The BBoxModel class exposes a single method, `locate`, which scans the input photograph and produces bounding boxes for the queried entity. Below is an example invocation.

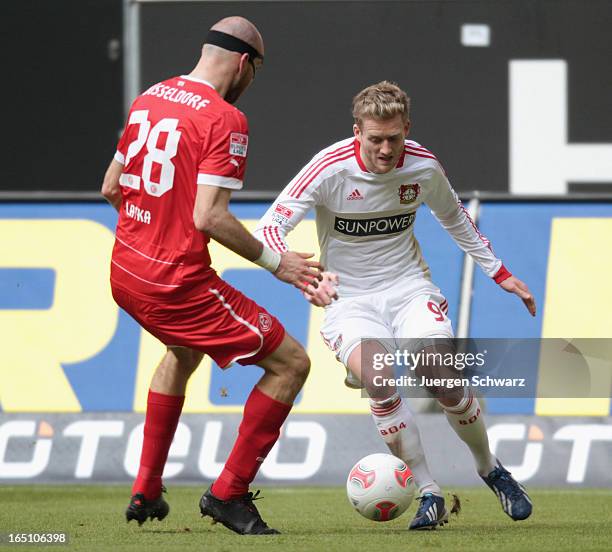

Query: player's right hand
[303,271,339,307]
[274,251,323,291]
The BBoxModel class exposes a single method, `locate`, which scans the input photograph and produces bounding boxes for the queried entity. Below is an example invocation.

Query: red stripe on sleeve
[405,141,435,156]
[403,147,437,161]
[263,227,283,253]
[288,144,353,197]
[273,227,288,252]
[458,202,491,249]
[294,151,355,198]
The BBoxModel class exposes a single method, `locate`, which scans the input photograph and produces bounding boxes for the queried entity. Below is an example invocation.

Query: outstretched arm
[254,190,314,255]
[425,166,536,316]
[254,162,338,305]
[194,184,322,290]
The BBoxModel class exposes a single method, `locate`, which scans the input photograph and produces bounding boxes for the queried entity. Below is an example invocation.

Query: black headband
[205,30,264,62]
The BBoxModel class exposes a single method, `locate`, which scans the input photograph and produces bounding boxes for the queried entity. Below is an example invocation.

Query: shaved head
[191,15,263,104]
[210,16,264,56]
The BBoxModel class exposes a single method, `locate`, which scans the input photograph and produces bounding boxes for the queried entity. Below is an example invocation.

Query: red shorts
[111,275,285,368]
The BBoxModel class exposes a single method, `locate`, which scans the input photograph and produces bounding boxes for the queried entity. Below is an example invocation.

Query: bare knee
[350,340,395,400]
[414,343,464,406]
[283,344,310,385]
[168,347,204,377]
[150,348,203,395]
[266,339,310,386]
[258,335,311,400]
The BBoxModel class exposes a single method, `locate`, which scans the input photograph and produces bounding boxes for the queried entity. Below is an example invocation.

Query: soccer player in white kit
[255,81,536,529]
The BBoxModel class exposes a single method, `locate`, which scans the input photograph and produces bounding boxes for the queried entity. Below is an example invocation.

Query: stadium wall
[135,0,612,195]
[1,200,611,485]
[4,0,612,194]
[3,414,611,487]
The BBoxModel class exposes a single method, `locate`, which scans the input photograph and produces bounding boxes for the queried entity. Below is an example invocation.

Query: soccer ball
[346,453,416,521]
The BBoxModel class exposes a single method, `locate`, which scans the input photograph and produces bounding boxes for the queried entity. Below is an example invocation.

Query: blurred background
[4,0,612,195]
[1,0,611,488]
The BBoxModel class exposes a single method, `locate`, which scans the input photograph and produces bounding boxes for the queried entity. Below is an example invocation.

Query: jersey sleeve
[423,163,508,280]
[253,159,323,253]
[197,110,249,190]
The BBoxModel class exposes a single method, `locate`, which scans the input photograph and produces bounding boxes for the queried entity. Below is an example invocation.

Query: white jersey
[255,137,503,297]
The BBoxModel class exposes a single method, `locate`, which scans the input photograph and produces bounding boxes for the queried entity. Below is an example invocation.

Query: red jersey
[110,75,249,301]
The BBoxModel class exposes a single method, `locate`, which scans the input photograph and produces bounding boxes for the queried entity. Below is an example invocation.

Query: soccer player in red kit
[101,17,322,535]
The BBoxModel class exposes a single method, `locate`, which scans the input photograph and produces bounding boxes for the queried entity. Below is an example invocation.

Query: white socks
[370,391,496,491]
[442,393,496,476]
[369,394,441,496]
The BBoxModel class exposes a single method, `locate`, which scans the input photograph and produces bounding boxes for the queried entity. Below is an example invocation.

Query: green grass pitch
[1,486,610,551]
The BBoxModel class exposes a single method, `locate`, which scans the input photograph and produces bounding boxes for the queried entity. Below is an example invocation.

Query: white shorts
[320,278,453,367]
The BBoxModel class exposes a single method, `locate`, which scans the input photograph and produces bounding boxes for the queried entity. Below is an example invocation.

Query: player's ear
[353,123,361,141]
[404,120,411,136]
[238,53,250,74]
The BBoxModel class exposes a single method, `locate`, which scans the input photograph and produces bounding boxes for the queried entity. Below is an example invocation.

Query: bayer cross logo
[398,183,420,204]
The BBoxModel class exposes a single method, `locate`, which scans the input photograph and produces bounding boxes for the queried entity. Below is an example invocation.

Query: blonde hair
[352,81,410,126]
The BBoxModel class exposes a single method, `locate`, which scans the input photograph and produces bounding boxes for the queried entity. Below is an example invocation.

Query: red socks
[132,390,185,500]
[132,387,291,501]
[212,386,292,500]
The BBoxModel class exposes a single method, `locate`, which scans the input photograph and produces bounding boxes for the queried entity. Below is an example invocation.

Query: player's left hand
[303,271,339,307]
[499,276,536,316]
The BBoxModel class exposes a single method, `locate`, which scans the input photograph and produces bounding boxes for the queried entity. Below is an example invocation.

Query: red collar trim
[396,149,406,168]
[354,139,369,172]
[353,139,406,173]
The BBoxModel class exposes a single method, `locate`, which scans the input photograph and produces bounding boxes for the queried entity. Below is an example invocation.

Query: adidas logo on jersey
[347,189,364,200]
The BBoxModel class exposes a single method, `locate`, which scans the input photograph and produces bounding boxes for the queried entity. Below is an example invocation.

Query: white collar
[180,75,216,90]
